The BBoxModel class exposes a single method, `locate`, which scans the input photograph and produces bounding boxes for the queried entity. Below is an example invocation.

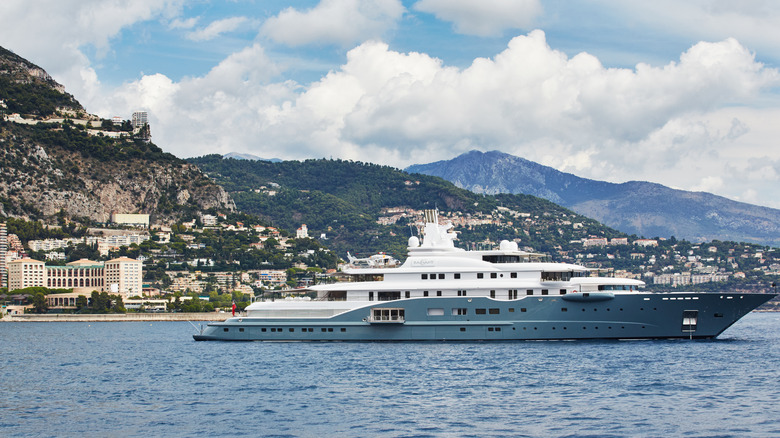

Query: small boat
[194,210,775,341]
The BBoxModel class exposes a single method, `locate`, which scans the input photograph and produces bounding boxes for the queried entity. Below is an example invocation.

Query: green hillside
[188,155,620,259]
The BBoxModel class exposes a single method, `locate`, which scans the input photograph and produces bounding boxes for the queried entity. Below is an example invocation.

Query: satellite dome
[499,240,518,251]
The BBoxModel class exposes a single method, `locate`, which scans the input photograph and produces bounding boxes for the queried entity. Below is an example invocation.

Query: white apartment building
[7,258,46,290]
[0,222,6,288]
[104,257,143,297]
[110,213,150,228]
[131,111,148,129]
[8,257,142,298]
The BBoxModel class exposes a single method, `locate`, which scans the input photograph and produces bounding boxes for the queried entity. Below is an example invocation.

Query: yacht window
[599,285,634,291]
[378,291,401,301]
[436,291,442,296]
[477,273,484,279]
[423,291,429,297]
[457,290,467,296]
[541,271,573,281]
[541,289,548,295]
[289,328,294,332]
[369,291,374,301]
[490,290,496,298]
[452,308,467,315]
[439,274,445,279]
[427,308,444,316]
[321,328,327,332]
[509,308,515,312]
[475,308,487,315]
[421,274,428,280]
[430,275,436,281]
[521,308,527,312]
[405,291,410,298]
[223,328,229,332]
[560,289,567,295]
[489,308,500,315]
[460,327,466,332]
[341,328,346,332]
[527,289,533,295]
[454,273,461,279]
[490,273,497,279]
[262,328,267,332]
[372,308,406,321]
[511,273,517,279]
[482,255,521,263]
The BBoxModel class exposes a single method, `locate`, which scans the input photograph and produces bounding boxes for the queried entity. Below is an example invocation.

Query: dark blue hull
[193,292,775,341]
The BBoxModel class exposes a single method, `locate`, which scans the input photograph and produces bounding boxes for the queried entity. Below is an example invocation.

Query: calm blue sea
[1,313,779,438]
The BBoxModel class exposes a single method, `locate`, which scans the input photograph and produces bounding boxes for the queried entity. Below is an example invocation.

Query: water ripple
[0,314,778,437]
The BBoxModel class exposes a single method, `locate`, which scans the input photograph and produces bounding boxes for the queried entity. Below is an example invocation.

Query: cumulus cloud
[593,0,780,63]
[413,0,542,36]
[260,0,405,47]
[95,30,779,202]
[186,16,252,41]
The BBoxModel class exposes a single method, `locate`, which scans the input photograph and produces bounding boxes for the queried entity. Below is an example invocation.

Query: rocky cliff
[0,46,233,224]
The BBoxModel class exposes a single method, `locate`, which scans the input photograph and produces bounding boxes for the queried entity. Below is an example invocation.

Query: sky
[2,0,780,208]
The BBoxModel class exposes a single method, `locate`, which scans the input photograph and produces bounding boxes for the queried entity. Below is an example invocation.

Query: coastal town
[2,205,778,317]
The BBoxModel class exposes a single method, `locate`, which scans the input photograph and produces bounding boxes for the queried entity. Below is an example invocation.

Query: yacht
[194,210,775,341]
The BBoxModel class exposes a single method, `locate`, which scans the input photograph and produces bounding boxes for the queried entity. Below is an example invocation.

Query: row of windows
[428,307,530,316]
[457,326,503,332]
[369,289,568,301]
[420,272,592,281]
[421,272,523,280]
[224,327,349,333]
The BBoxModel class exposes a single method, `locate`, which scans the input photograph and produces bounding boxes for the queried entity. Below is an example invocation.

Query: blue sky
[2,0,780,208]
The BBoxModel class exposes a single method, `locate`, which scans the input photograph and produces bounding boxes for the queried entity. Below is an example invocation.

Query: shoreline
[1,312,238,322]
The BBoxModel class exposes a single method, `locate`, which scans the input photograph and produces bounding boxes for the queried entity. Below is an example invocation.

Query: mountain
[187,155,622,258]
[0,46,233,224]
[222,152,281,162]
[406,150,780,247]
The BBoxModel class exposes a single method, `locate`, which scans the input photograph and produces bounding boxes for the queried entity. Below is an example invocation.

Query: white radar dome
[499,240,518,251]
[408,236,420,247]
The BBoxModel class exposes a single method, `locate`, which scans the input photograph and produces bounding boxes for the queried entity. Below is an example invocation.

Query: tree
[76,295,88,312]
[32,292,48,313]
[112,294,126,313]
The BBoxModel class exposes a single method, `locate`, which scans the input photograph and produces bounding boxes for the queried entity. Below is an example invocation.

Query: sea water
[1,312,779,438]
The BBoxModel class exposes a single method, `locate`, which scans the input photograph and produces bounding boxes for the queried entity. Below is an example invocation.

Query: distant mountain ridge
[406,150,780,247]
[223,152,281,162]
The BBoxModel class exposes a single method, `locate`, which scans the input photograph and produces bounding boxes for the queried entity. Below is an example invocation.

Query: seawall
[1,312,237,322]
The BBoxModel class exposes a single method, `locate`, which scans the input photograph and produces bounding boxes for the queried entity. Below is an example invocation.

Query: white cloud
[692,176,724,193]
[413,0,542,36]
[186,16,252,41]
[4,0,780,209]
[260,0,405,47]
[593,0,780,63]
[94,30,780,205]
[0,0,184,109]
[169,17,199,30]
